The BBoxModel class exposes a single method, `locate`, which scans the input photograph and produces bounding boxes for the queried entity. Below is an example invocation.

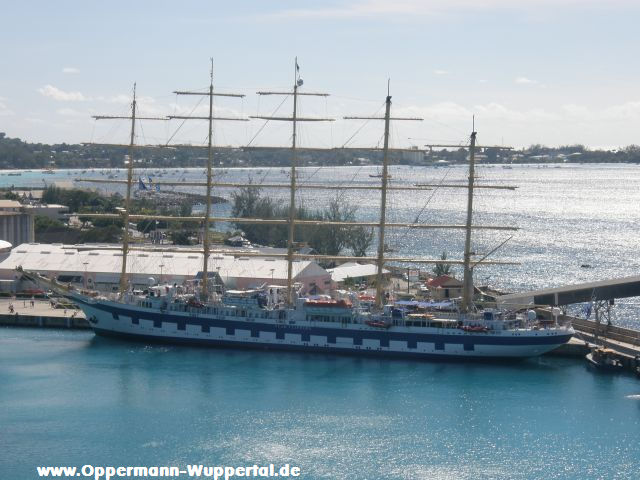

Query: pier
[0,298,89,329]
[499,276,640,372]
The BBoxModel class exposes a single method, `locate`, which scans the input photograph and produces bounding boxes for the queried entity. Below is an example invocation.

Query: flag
[138,177,147,190]
[296,60,299,72]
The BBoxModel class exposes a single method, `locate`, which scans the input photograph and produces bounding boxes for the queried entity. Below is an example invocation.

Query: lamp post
[83,262,89,289]
[159,264,164,284]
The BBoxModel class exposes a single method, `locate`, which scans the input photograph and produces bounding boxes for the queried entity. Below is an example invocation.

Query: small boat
[586,347,624,372]
[365,320,390,329]
[460,325,489,333]
[7,172,21,176]
[369,173,391,178]
[305,299,352,308]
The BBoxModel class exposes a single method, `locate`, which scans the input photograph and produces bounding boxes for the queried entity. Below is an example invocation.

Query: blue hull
[93,327,540,362]
[75,295,574,360]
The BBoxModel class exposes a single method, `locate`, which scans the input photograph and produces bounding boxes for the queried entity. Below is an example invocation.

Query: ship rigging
[27,59,574,360]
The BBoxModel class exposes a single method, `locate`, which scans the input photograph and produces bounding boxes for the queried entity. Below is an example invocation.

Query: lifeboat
[358,294,376,302]
[305,299,352,308]
[187,298,205,308]
[366,320,390,329]
[460,325,489,333]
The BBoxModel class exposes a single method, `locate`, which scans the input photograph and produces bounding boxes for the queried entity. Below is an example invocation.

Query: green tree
[34,215,66,234]
[346,226,375,257]
[433,251,452,277]
[170,230,192,245]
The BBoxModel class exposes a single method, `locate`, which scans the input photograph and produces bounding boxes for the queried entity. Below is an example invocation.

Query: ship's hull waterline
[77,297,574,360]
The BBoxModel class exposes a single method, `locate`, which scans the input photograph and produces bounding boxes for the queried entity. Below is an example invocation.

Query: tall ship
[31,61,573,359]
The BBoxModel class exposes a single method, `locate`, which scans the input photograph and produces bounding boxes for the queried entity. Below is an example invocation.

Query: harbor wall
[0,313,89,329]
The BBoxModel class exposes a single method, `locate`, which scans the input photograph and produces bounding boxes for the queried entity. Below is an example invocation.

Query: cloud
[434,69,449,75]
[396,101,562,124]
[56,107,84,117]
[562,104,593,120]
[38,84,87,101]
[168,102,243,119]
[102,94,132,104]
[263,0,635,20]
[603,101,640,120]
[0,98,13,116]
[38,86,159,109]
[515,77,538,85]
[62,67,80,74]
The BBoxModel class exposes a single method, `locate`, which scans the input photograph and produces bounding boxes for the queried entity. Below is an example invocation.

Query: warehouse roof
[327,262,389,283]
[0,243,326,281]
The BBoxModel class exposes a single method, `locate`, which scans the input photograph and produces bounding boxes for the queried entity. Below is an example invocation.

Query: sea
[1,328,640,479]
[1,163,640,479]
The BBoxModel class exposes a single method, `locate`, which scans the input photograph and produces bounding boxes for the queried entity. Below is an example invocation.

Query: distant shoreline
[2,132,639,169]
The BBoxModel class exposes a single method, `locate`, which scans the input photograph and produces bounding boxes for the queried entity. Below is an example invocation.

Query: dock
[498,277,640,372]
[0,298,89,329]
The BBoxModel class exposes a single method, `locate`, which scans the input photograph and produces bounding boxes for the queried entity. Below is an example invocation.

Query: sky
[1,0,639,150]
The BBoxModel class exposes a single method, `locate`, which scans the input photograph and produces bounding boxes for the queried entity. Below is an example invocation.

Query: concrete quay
[547,337,590,357]
[0,298,89,329]
[561,316,640,372]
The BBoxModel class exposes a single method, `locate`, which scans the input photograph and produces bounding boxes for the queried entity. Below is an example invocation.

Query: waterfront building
[428,275,464,300]
[0,200,34,246]
[0,243,332,294]
[23,204,69,221]
[327,262,390,288]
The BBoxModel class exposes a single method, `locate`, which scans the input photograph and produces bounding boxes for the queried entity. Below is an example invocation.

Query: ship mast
[168,59,247,300]
[287,59,300,307]
[375,94,392,309]
[252,58,333,305]
[91,84,167,295]
[121,84,137,294]
[462,129,477,313]
[344,82,422,309]
[85,78,516,296]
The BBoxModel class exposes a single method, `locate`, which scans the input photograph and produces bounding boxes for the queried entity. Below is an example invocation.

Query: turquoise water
[1,328,640,479]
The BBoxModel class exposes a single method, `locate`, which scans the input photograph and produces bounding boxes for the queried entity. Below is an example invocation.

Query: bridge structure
[497,276,640,349]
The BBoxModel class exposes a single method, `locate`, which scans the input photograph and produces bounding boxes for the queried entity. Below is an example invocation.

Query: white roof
[1,243,327,281]
[25,204,69,209]
[327,262,389,283]
[0,200,21,209]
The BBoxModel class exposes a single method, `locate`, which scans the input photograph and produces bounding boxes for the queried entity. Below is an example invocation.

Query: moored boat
[60,284,573,360]
[586,347,624,371]
[31,61,574,361]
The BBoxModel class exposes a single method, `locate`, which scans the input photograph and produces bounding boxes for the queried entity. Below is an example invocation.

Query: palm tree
[433,251,452,277]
